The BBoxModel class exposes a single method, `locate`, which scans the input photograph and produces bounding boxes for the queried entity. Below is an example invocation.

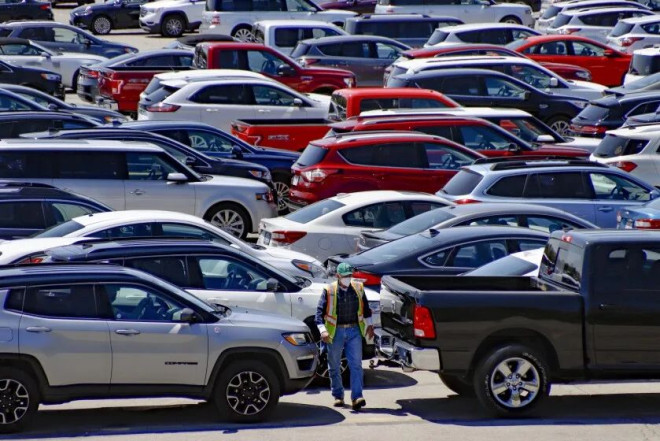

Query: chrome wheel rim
[210,209,245,237]
[489,357,540,409]
[233,28,253,42]
[315,340,348,379]
[550,120,570,136]
[94,17,111,34]
[189,134,208,149]
[165,17,183,36]
[226,371,270,416]
[0,379,29,425]
[274,180,289,212]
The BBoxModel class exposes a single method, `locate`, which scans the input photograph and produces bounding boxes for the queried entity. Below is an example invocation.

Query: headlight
[249,169,271,180]
[41,73,61,81]
[283,332,311,346]
[292,259,327,278]
[569,100,588,109]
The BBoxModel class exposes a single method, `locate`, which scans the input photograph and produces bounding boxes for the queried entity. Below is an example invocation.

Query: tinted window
[127,55,178,67]
[426,30,449,46]
[274,28,301,47]
[460,215,518,227]
[295,145,328,167]
[0,151,54,178]
[591,246,660,296]
[18,27,49,40]
[34,220,84,237]
[526,173,588,199]
[49,202,98,224]
[340,143,426,168]
[440,77,482,95]
[196,256,272,290]
[160,223,222,242]
[191,85,252,104]
[610,21,635,37]
[592,135,648,158]
[641,22,660,34]
[534,41,569,55]
[487,175,526,197]
[388,208,455,235]
[0,201,45,229]
[285,198,345,223]
[57,152,124,179]
[630,53,660,75]
[23,285,99,319]
[90,222,155,238]
[526,216,579,233]
[126,152,180,180]
[441,170,483,195]
[4,288,24,312]
[124,257,190,288]
[343,202,407,228]
[550,13,572,28]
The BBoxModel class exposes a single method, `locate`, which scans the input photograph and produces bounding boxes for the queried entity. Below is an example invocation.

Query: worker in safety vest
[315,262,374,410]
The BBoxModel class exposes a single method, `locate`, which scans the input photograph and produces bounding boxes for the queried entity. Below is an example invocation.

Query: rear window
[577,104,610,121]
[592,135,649,158]
[540,238,584,290]
[358,97,449,113]
[610,21,634,37]
[387,207,455,236]
[550,13,571,28]
[329,93,347,120]
[426,30,449,46]
[143,77,164,95]
[440,170,483,195]
[285,199,345,224]
[540,4,560,19]
[295,144,328,167]
[629,53,660,75]
[466,254,538,276]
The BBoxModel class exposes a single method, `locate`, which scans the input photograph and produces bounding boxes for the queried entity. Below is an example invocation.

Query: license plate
[262,231,271,245]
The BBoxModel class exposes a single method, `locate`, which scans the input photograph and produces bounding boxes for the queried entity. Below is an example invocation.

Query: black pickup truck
[376,229,660,416]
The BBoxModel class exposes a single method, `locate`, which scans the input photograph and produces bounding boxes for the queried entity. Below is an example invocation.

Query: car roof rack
[484,158,609,171]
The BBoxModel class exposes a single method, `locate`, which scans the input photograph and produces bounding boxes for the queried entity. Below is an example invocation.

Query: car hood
[196,174,269,190]
[566,79,607,91]
[58,52,108,63]
[208,304,309,332]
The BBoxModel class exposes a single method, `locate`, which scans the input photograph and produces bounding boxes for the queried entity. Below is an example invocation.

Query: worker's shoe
[333,398,345,407]
[352,397,366,411]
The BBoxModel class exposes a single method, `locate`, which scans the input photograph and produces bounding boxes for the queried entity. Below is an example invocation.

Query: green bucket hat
[336,262,354,277]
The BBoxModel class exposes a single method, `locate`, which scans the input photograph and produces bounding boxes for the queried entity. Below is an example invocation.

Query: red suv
[328,115,590,158]
[288,132,484,209]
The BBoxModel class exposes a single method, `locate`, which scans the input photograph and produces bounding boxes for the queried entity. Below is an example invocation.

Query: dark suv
[0,182,110,239]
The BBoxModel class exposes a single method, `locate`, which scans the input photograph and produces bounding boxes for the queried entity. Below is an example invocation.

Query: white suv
[0,140,277,239]
[607,15,660,54]
[140,0,206,37]
[547,7,654,43]
[199,0,356,41]
[536,0,650,33]
[374,0,534,28]
[624,47,660,84]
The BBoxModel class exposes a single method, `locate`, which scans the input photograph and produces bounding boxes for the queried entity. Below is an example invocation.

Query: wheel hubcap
[226,371,270,416]
[489,357,540,409]
[166,18,183,35]
[274,181,289,212]
[234,29,253,42]
[0,379,29,425]
[95,17,110,33]
[210,209,245,237]
[551,120,570,136]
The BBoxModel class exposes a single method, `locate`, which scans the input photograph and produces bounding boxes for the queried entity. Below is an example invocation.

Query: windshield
[465,254,538,276]
[285,198,345,224]
[33,220,85,238]
[610,21,634,37]
[592,134,648,158]
[539,238,583,290]
[629,53,660,75]
[387,208,455,236]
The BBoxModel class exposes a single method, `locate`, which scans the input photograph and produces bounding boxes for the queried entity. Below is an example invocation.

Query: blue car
[121,121,300,212]
[618,198,660,229]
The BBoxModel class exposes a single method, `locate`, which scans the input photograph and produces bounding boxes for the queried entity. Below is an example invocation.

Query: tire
[204,202,251,239]
[546,115,572,137]
[71,69,80,92]
[231,25,253,42]
[439,373,474,396]
[272,174,290,214]
[0,368,39,434]
[161,14,186,38]
[500,15,522,24]
[213,361,280,423]
[91,16,112,35]
[473,344,549,417]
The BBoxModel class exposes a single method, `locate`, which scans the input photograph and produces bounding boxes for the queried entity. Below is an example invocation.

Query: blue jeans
[327,325,363,402]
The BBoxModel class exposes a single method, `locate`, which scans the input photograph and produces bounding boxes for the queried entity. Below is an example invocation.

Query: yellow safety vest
[324,280,366,341]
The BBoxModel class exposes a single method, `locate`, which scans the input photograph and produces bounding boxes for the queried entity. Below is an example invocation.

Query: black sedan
[328,226,549,289]
[70,0,149,35]
[0,0,52,22]
[357,203,597,251]
[0,111,99,138]
[0,59,63,99]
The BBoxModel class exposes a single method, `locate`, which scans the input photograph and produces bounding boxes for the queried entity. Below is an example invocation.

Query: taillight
[351,270,381,286]
[271,230,307,244]
[621,37,642,47]
[634,218,660,229]
[40,3,50,9]
[146,103,180,112]
[613,161,637,173]
[17,255,46,264]
[571,124,606,135]
[455,198,481,204]
[87,70,99,79]
[413,304,435,339]
[301,168,337,183]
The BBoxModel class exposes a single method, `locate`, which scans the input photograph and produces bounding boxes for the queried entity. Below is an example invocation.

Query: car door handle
[26,326,51,333]
[599,303,622,311]
[257,109,271,113]
[206,109,220,112]
[130,189,144,195]
[115,329,141,336]
[597,206,613,212]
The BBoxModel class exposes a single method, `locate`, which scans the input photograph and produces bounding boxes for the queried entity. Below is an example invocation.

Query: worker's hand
[321,331,330,343]
[366,325,375,339]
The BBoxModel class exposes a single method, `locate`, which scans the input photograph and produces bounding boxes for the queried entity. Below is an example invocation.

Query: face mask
[338,276,350,287]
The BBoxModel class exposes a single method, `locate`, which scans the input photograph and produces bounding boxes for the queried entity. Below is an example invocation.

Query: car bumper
[374,328,440,372]
[96,97,119,111]
[279,342,317,395]
[77,81,98,103]
[139,18,160,33]
[70,15,92,29]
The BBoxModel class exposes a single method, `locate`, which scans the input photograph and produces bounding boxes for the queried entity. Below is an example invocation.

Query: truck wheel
[161,14,186,38]
[213,361,280,423]
[439,374,474,396]
[232,26,253,42]
[273,174,290,214]
[0,368,39,434]
[473,344,549,417]
[204,202,250,239]
[91,16,112,35]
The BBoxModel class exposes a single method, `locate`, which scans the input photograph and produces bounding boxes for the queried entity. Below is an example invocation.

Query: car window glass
[18,28,50,41]
[516,239,548,252]
[448,240,508,268]
[343,202,407,228]
[588,172,651,201]
[571,41,605,57]
[507,64,552,89]
[536,41,569,55]
[274,28,300,47]
[127,55,176,67]
[374,42,401,60]
[0,43,42,56]
[526,216,577,233]
[252,85,296,106]
[440,77,482,96]
[628,101,660,117]
[423,142,474,170]
[15,91,50,107]
[160,222,222,241]
[487,175,526,197]
[592,246,660,296]
[176,55,193,67]
[511,29,535,40]
[126,152,179,180]
[100,283,188,321]
[184,130,234,153]
[460,215,519,227]
[53,27,84,44]
[190,84,252,104]
[408,98,449,109]
[642,22,660,34]
[313,28,341,38]
[57,152,124,179]
[254,0,283,10]
[90,223,155,239]
[0,201,45,229]
[247,50,284,75]
[340,143,426,168]
[340,42,370,58]
[285,0,315,11]
[196,256,272,290]
[526,172,588,199]
[484,76,526,98]
[24,285,99,319]
[0,95,31,111]
[422,249,448,267]
[49,202,97,224]
[481,29,510,45]
[409,201,444,216]
[457,29,481,43]
[458,126,514,151]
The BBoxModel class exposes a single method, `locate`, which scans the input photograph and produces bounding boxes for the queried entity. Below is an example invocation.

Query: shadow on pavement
[8,402,344,439]
[398,392,660,425]
[364,368,418,389]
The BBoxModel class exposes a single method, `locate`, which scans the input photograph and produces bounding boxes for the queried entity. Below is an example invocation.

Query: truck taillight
[613,161,637,173]
[146,103,180,112]
[271,230,307,244]
[413,304,435,339]
[634,218,660,229]
[351,271,381,286]
[302,168,337,183]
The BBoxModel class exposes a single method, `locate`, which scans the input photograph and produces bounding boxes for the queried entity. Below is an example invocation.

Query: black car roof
[0,111,96,121]
[0,181,110,208]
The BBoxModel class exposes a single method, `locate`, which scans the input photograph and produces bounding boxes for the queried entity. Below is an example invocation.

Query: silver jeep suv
[0,264,317,433]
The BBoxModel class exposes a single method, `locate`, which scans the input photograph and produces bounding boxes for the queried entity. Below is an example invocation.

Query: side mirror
[604,49,615,57]
[184,156,196,166]
[166,172,188,182]
[549,77,559,87]
[231,144,244,159]
[266,277,279,292]
[178,308,198,323]
[277,64,295,77]
[507,143,521,152]
[292,97,303,107]
[535,134,555,143]
[47,103,59,111]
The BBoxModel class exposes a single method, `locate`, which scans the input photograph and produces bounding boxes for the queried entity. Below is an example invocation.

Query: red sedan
[507,35,631,87]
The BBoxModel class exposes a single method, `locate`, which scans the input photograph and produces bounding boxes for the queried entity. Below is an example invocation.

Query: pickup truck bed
[231,119,331,151]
